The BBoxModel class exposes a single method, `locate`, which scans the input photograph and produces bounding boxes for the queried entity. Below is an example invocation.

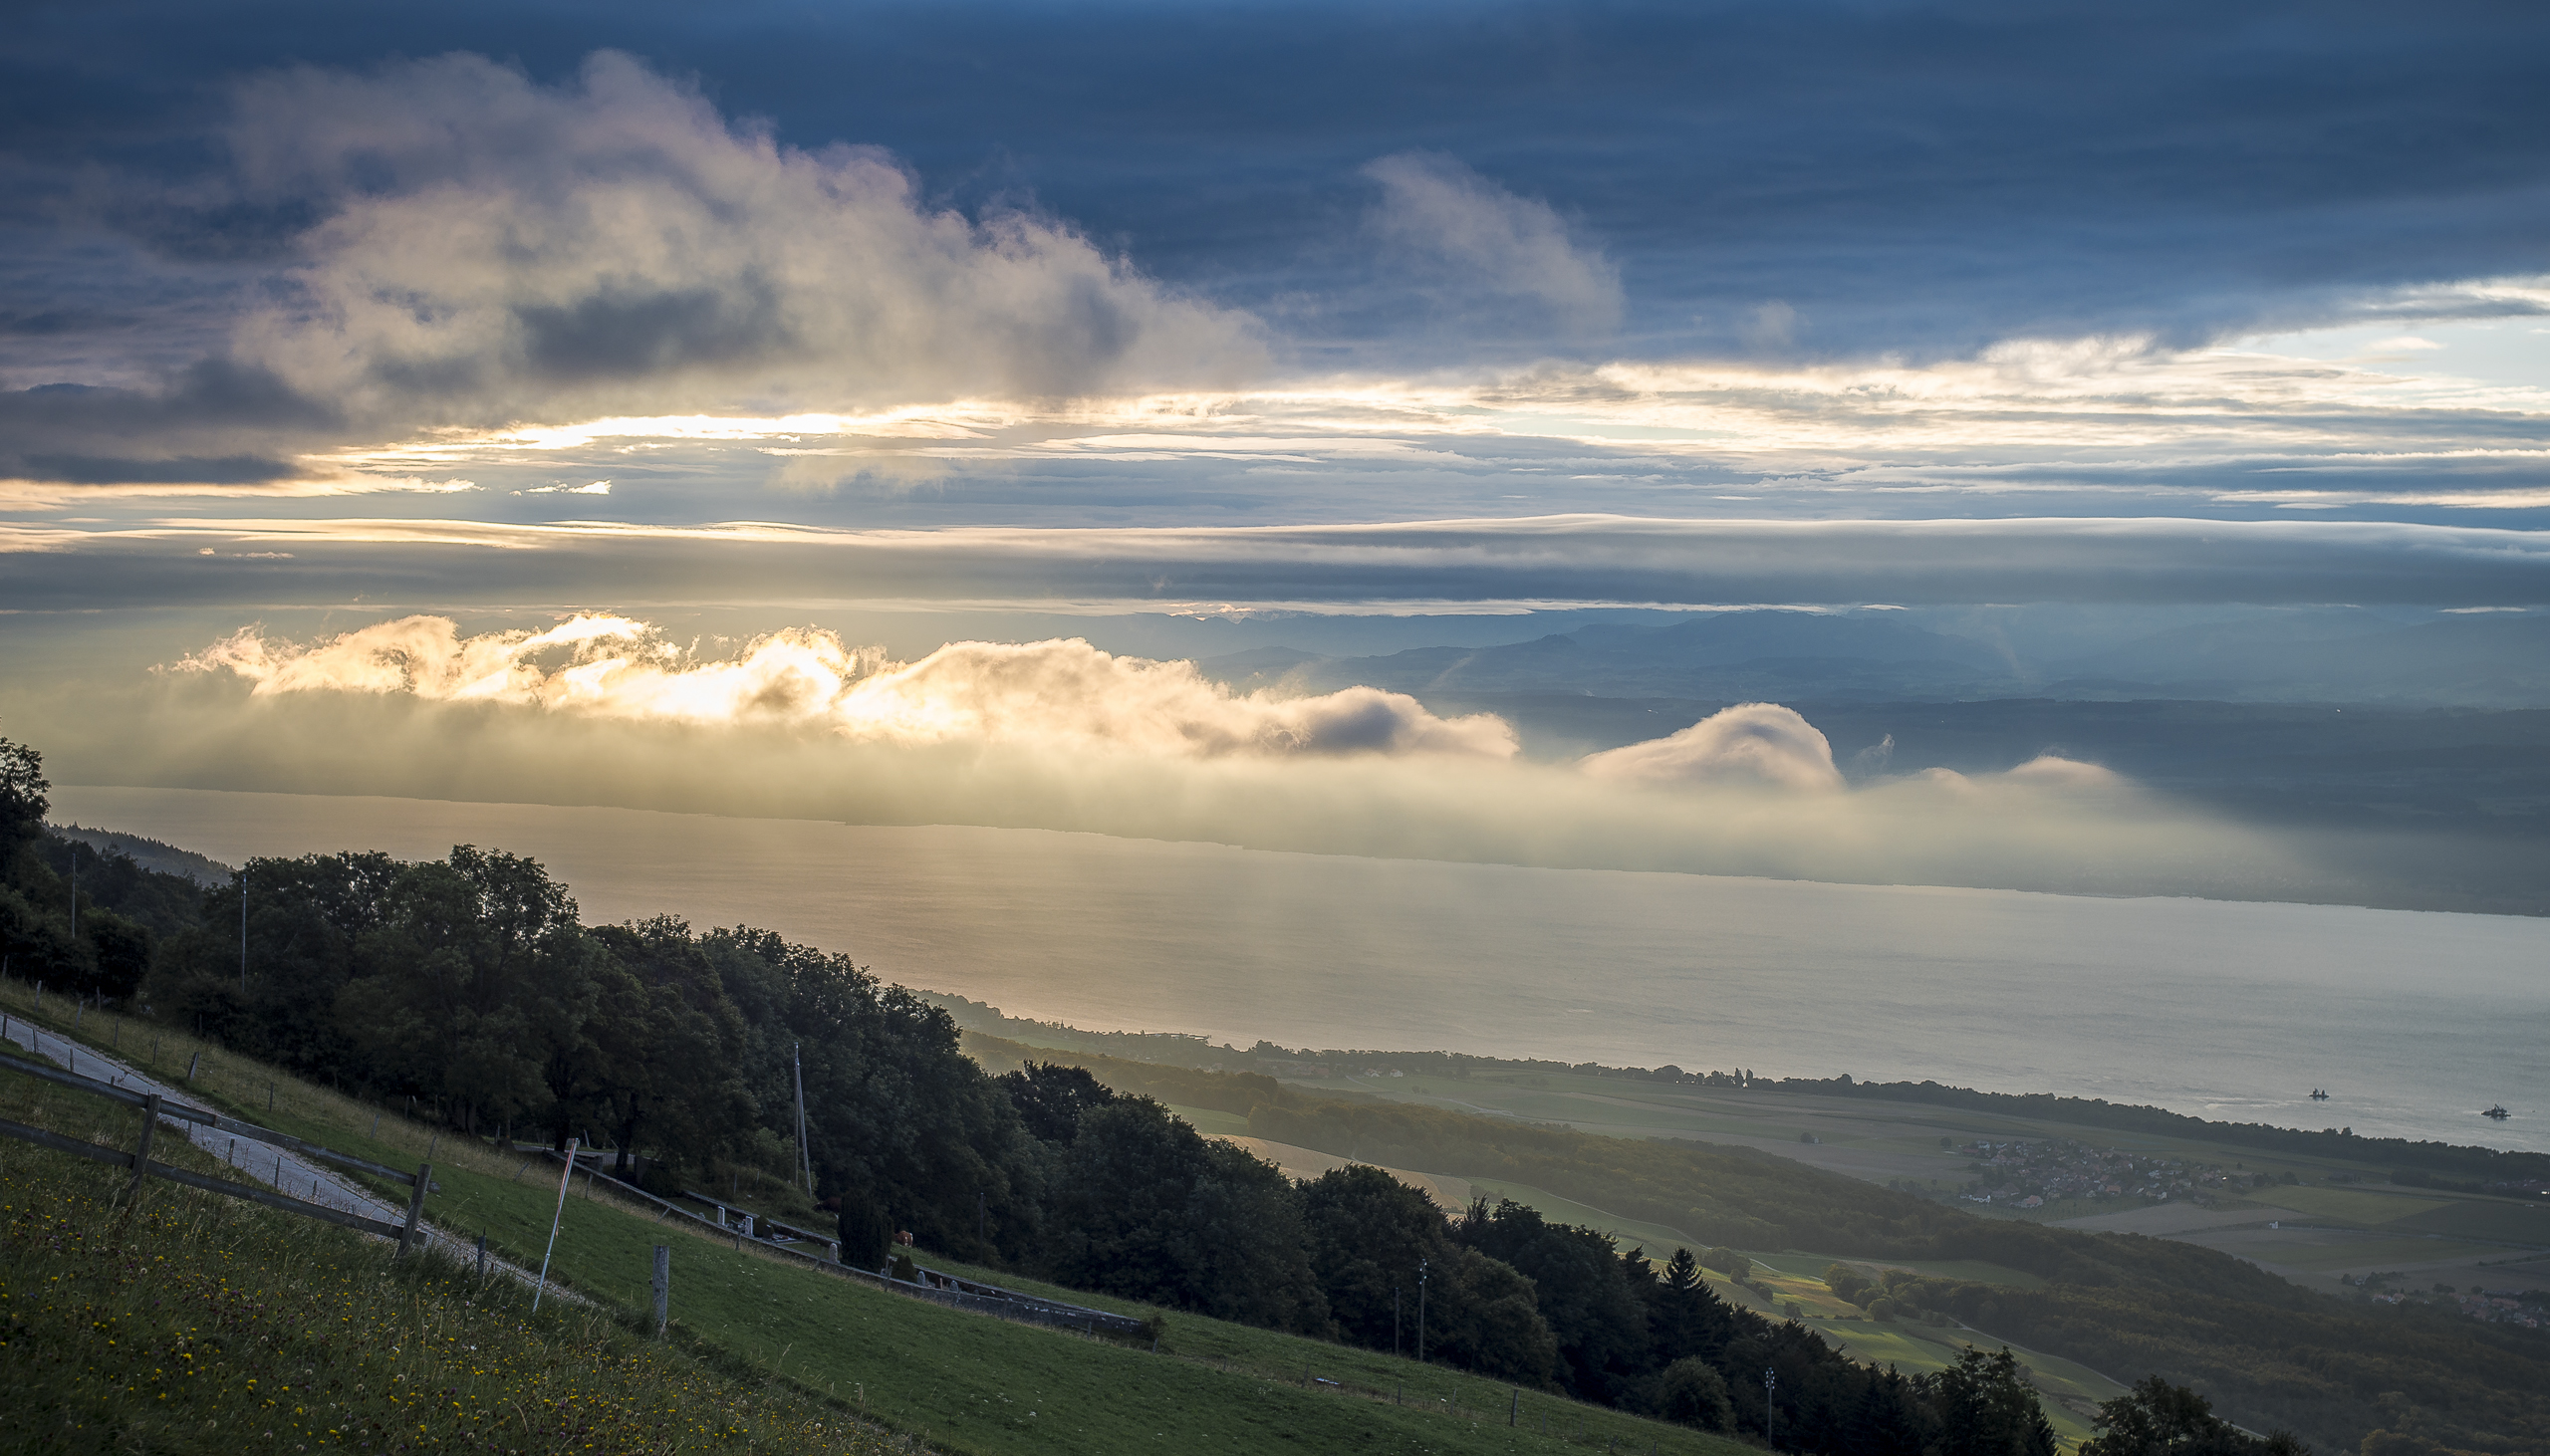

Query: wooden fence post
[185,1052,200,1084]
[652,1245,671,1335]
[396,1161,431,1259]
[126,1092,161,1202]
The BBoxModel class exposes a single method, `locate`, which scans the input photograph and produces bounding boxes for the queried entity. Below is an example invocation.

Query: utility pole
[1394,1286,1402,1357]
[791,1041,814,1197]
[1416,1258,1428,1363]
[68,844,78,939]
[239,872,248,995]
[1764,1367,1778,1449]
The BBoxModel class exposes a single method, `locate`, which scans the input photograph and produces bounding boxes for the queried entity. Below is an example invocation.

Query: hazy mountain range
[1200,608,2550,709]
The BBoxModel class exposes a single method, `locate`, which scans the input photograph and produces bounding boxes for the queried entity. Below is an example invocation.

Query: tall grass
[1,980,1747,1456]
[0,1050,898,1454]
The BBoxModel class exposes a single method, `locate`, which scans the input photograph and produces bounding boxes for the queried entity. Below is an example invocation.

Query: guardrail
[552,1151,1148,1337]
[0,1049,433,1254]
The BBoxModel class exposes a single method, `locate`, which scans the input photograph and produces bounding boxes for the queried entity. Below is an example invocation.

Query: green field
[0,1048,892,1454]
[1463,1177,1704,1254]
[2265,1236,2509,1273]
[2250,1185,2454,1224]
[1,985,1742,1456]
[2396,1198,2550,1244]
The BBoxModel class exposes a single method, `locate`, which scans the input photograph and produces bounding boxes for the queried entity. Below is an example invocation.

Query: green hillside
[962,1035,2550,1453]
[0,1047,888,1454]
[0,983,1743,1456]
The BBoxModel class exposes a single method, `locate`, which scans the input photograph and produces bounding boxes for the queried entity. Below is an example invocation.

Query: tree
[583,917,753,1177]
[1456,1198,1649,1400]
[1925,1347,2059,1456]
[1425,1244,1561,1386]
[1046,1097,1326,1332]
[1825,1262,1876,1306]
[334,847,599,1136]
[1001,1061,1119,1143]
[720,930,1036,1263]
[2082,1376,2312,1456]
[151,851,403,1073]
[1300,1164,1558,1383]
[81,910,150,1002]
[1656,1356,1735,1431]
[0,738,47,858]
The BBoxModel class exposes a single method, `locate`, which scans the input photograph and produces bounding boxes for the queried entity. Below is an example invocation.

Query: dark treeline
[0,741,179,1003]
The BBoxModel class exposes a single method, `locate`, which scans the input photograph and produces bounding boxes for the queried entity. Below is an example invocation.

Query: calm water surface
[55,787,2550,1153]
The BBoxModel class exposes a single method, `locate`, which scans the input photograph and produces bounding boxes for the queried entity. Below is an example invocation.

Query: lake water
[54,786,2550,1154]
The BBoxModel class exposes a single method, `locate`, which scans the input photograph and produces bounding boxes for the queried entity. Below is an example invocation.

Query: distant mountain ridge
[1200,608,2550,708]
[50,824,233,886]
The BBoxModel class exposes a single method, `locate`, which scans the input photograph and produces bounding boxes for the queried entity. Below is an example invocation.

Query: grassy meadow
[0,982,1744,1456]
[0,1043,892,1455]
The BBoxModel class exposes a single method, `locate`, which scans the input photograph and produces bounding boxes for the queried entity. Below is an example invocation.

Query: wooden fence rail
[0,1049,433,1254]
[550,1151,1150,1338]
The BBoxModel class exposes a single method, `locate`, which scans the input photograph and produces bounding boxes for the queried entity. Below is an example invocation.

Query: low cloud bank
[125,612,2295,902]
[181,615,1517,760]
[1579,703,1846,791]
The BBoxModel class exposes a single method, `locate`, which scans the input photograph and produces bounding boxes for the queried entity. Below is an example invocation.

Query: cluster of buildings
[1953,1138,2265,1208]
[2357,1278,2547,1329]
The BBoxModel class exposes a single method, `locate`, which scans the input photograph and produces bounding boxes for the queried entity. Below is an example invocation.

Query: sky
[4,1,2548,897]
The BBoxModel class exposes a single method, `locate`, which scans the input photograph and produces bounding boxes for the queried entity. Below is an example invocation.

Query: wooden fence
[0,1048,433,1252]
[553,1150,1150,1337]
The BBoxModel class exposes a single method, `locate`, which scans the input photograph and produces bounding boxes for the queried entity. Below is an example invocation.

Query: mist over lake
[55,785,2547,1155]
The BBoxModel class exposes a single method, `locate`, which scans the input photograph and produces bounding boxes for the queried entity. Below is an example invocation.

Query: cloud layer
[1364,152,1623,337]
[4,611,2280,904]
[182,615,1517,759]
[0,51,1262,486]
[234,53,1261,427]
[1579,703,1844,791]
[16,515,2546,614]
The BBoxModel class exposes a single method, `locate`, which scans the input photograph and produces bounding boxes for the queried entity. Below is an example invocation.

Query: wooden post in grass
[126,1092,161,1202]
[185,1051,199,1084]
[652,1245,671,1335]
[1509,1387,1518,1426]
[396,1161,432,1259]
[533,1137,578,1312]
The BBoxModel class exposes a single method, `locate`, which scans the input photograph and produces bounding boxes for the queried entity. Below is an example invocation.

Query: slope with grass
[961,1033,2550,1453]
[0,983,1746,1456]
[0,1049,890,1454]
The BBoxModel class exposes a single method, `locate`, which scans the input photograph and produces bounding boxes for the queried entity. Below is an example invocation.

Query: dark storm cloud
[7,0,2548,372]
[0,360,336,483]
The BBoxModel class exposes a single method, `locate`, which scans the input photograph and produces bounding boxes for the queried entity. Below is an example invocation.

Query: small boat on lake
[2483,1104,2511,1120]
[2309,1089,2330,1100]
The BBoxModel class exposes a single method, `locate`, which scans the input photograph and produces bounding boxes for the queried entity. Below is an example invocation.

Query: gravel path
[0,1013,563,1296]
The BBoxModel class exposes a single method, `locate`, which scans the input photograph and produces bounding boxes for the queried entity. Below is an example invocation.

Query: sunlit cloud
[75,610,2300,902]
[1578,702,1846,791]
[178,615,1518,759]
[269,323,2550,516]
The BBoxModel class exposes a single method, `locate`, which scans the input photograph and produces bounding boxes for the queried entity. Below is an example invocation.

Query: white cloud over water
[129,612,2287,903]
[1578,703,1845,791]
[181,615,1516,759]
